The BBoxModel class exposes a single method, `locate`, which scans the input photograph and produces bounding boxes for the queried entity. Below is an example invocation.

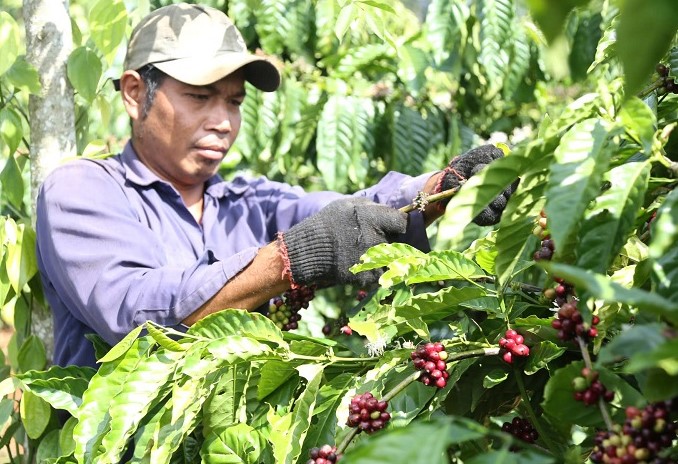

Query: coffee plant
[1,0,678,463]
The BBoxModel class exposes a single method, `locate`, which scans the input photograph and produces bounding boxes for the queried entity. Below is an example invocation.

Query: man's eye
[231,99,244,107]
[188,93,209,101]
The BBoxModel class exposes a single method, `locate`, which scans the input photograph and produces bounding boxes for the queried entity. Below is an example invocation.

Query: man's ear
[119,70,144,120]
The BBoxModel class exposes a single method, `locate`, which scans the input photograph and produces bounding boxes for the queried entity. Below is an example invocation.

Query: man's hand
[437,144,516,225]
[279,198,408,287]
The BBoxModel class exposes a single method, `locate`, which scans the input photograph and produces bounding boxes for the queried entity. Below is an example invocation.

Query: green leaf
[524,341,566,375]
[18,334,47,373]
[351,243,427,272]
[188,309,287,348]
[617,0,678,97]
[269,364,324,464]
[206,336,273,364]
[545,119,614,258]
[425,0,468,66]
[543,362,644,427]
[618,98,656,155]
[391,104,433,176]
[483,369,508,388]
[341,416,485,463]
[0,12,21,75]
[36,429,61,463]
[5,222,37,294]
[0,155,24,209]
[145,322,186,352]
[477,0,513,94]
[20,390,51,439]
[59,416,78,457]
[300,373,354,460]
[73,336,154,463]
[576,161,651,273]
[67,47,102,102]
[5,55,41,94]
[0,107,23,156]
[97,324,144,363]
[139,366,215,463]
[84,333,112,361]
[495,139,558,285]
[96,348,182,463]
[544,262,678,324]
[201,423,273,464]
[316,95,374,191]
[649,188,678,260]
[525,0,590,43]
[257,360,297,400]
[202,365,250,437]
[397,285,488,321]
[335,3,356,41]
[16,365,96,416]
[638,368,678,402]
[89,0,127,61]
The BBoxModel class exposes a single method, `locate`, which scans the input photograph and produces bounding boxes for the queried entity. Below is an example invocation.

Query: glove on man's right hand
[439,144,516,226]
[279,197,408,287]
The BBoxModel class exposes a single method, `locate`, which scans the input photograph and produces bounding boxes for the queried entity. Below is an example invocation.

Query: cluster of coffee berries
[346,392,391,434]
[589,400,677,463]
[543,277,576,307]
[572,367,614,406]
[532,211,554,261]
[501,416,539,444]
[499,329,530,364]
[306,445,341,464]
[411,342,450,388]
[268,285,316,331]
[550,299,600,342]
[656,63,678,95]
[356,289,368,301]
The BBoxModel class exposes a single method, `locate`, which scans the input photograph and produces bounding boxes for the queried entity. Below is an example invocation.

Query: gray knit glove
[279,198,408,287]
[436,144,516,226]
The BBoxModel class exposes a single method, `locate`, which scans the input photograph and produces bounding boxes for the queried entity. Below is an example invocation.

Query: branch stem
[514,367,558,455]
[399,186,460,213]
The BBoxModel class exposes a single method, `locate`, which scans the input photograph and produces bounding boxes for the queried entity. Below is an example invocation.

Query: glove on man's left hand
[437,144,516,226]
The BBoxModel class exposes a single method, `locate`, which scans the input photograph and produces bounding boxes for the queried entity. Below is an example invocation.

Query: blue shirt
[36,142,432,367]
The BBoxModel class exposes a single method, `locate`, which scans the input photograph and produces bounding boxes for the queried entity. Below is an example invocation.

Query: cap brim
[153,52,280,92]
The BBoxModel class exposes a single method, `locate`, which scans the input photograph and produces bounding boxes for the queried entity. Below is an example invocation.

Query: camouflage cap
[120,3,280,91]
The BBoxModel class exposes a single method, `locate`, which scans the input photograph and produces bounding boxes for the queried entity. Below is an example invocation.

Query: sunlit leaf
[89,0,127,61]
[0,12,21,75]
[545,118,615,259]
[67,47,102,102]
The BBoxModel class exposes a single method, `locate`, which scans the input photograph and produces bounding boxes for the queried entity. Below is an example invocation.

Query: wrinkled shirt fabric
[36,142,431,367]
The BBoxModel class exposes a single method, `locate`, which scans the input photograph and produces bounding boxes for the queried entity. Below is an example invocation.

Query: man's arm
[182,242,288,325]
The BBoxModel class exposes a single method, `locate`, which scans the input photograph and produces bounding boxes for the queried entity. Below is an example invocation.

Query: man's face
[128,71,246,192]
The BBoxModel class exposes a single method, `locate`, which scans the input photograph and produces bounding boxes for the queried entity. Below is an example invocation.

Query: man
[35,3,513,368]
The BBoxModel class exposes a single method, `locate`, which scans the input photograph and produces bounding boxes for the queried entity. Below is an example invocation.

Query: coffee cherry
[499,329,530,363]
[590,400,677,463]
[267,285,317,331]
[501,416,539,444]
[411,342,450,388]
[307,444,341,463]
[550,295,600,344]
[346,392,390,434]
[656,63,669,76]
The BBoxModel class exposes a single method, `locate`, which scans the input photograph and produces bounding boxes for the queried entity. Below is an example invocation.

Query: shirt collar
[119,141,247,197]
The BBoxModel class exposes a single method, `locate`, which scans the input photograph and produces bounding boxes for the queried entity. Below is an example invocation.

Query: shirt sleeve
[36,162,235,345]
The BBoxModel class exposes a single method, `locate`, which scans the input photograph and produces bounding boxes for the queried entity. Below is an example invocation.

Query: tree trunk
[23,0,76,361]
